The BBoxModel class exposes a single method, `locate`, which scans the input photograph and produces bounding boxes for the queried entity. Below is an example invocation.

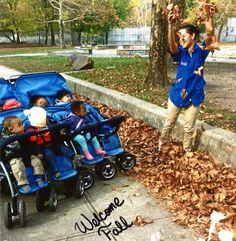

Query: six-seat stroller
[15,72,136,178]
[0,71,136,228]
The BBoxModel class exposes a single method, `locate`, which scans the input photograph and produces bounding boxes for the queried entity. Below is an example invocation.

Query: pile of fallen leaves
[80,96,236,239]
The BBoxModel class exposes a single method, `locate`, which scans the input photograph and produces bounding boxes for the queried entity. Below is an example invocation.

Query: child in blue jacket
[66,101,106,160]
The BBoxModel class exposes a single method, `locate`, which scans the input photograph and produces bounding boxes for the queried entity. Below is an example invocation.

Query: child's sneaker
[95,148,106,155]
[20,184,31,193]
[36,176,44,187]
[84,150,94,160]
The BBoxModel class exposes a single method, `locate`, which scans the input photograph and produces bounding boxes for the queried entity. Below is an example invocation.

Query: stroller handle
[69,115,125,141]
[0,122,70,159]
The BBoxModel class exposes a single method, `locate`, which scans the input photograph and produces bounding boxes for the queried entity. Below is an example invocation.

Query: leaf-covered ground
[80,95,236,240]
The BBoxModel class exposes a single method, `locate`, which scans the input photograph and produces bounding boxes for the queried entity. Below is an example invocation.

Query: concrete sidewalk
[0,175,199,241]
[0,65,22,79]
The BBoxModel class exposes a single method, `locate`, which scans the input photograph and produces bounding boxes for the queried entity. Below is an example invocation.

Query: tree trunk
[145,0,168,87]
[59,0,66,48]
[50,23,56,46]
[105,31,109,45]
[70,22,76,46]
[44,24,49,45]
[2,32,15,42]
[59,20,66,48]
[12,30,16,42]
[77,30,82,46]
[16,31,20,43]
[217,22,224,41]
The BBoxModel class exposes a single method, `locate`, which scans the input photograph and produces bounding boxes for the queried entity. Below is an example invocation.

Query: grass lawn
[0,55,235,132]
[0,44,74,55]
[0,56,73,73]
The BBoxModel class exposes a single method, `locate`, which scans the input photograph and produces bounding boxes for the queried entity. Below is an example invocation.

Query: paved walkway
[0,65,22,79]
[0,175,199,241]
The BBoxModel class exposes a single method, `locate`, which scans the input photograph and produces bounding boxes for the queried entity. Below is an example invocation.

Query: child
[55,90,72,105]
[24,107,78,177]
[31,96,48,108]
[1,116,45,193]
[66,101,106,160]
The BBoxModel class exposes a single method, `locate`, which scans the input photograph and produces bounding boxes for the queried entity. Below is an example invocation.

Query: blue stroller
[7,72,136,182]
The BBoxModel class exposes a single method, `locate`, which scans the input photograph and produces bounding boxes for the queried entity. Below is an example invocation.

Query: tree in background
[145,0,168,87]
[0,0,35,43]
[47,0,128,47]
[128,0,152,27]
[30,0,56,45]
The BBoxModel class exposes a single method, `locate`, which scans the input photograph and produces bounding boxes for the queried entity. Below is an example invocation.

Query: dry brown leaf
[133,215,153,226]
[112,186,122,192]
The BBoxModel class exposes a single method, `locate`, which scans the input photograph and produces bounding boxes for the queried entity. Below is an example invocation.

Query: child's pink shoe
[84,150,94,160]
[95,148,106,155]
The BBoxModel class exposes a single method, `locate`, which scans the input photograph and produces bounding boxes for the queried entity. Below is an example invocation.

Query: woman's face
[177,29,195,49]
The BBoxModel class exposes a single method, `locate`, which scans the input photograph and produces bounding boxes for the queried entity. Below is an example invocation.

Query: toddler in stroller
[66,101,106,161]
[24,106,78,178]
[0,116,45,193]
[55,90,72,105]
[31,96,48,108]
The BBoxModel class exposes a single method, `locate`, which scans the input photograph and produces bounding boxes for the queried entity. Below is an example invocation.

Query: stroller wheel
[77,167,95,190]
[36,189,46,212]
[95,159,117,180]
[3,202,12,229]
[74,175,85,198]
[18,200,26,227]
[116,153,136,170]
[49,187,58,212]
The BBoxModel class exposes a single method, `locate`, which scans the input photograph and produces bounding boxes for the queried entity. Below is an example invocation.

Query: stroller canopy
[14,72,72,107]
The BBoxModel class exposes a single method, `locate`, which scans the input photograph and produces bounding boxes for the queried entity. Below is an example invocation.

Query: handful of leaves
[196,0,218,25]
[162,3,183,23]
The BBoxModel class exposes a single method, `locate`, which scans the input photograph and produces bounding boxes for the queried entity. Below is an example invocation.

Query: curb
[62,73,236,168]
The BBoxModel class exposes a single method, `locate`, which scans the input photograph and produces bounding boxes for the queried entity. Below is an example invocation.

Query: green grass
[0,46,74,55]
[0,56,73,73]
[71,57,170,106]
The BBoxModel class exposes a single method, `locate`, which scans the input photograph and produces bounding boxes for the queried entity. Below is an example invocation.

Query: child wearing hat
[24,107,77,178]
